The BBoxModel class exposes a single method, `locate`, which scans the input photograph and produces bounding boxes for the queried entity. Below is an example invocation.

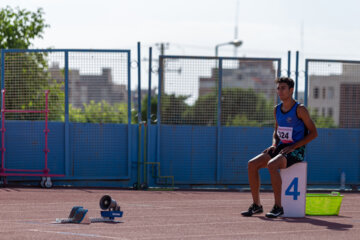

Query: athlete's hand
[280,146,295,155]
[263,146,276,154]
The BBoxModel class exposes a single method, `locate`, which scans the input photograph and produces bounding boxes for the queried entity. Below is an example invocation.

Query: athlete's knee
[247,160,257,171]
[267,161,278,172]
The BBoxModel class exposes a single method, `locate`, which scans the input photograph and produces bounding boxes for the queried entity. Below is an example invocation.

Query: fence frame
[1,48,132,180]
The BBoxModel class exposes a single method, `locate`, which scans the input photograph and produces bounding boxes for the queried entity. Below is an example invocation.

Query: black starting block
[54,195,123,224]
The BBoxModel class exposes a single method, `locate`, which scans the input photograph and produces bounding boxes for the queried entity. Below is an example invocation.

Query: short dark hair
[275,77,294,89]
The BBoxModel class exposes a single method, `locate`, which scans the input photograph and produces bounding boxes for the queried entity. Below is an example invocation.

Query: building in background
[308,64,360,128]
[199,60,277,103]
[49,64,128,108]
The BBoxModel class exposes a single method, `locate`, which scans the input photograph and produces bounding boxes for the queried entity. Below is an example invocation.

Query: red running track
[0,188,359,240]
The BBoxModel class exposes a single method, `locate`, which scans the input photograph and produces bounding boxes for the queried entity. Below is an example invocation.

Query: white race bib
[277,126,294,143]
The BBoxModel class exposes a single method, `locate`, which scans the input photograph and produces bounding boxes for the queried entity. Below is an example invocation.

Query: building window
[322,87,326,99]
[322,108,325,116]
[313,87,319,99]
[314,108,319,116]
[328,87,334,99]
[328,108,333,117]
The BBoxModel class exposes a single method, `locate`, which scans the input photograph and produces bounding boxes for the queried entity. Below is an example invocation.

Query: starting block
[54,195,123,224]
[55,206,91,224]
[280,161,307,217]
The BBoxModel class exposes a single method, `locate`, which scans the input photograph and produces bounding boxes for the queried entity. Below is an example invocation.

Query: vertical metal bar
[277,59,282,104]
[216,58,223,183]
[127,51,132,177]
[147,48,152,123]
[44,90,49,172]
[1,50,4,90]
[304,59,309,107]
[0,50,4,171]
[146,47,152,185]
[1,90,5,171]
[295,51,299,100]
[287,50,291,77]
[277,59,282,79]
[137,42,142,185]
[137,42,142,123]
[156,56,162,173]
[64,51,70,176]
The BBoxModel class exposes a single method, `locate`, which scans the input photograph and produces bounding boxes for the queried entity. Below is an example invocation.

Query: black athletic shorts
[267,143,305,168]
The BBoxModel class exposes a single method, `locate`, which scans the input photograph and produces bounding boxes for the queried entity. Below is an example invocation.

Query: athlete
[241,77,318,218]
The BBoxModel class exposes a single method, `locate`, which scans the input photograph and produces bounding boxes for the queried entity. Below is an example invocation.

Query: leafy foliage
[70,101,128,123]
[310,110,337,128]
[0,6,49,49]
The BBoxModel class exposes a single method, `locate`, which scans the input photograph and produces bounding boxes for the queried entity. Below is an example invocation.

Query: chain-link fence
[305,59,360,185]
[2,50,65,172]
[68,51,129,124]
[306,60,360,129]
[1,49,131,179]
[157,56,281,184]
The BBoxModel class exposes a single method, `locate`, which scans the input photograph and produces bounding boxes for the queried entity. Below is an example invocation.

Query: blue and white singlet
[276,102,306,145]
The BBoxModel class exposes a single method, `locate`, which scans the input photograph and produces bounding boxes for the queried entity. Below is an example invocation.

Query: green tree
[310,110,337,128]
[160,94,190,124]
[70,100,128,124]
[132,94,158,124]
[0,7,64,121]
[228,114,262,127]
[183,93,217,125]
[183,88,274,126]
[0,6,49,49]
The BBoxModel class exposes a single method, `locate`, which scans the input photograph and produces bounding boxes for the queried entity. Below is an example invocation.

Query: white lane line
[28,229,129,240]
[139,227,360,240]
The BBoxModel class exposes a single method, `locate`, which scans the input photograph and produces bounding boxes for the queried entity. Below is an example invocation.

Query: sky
[2,0,360,59]
[1,0,360,93]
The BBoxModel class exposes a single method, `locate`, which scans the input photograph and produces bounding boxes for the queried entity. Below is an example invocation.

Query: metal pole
[287,50,291,78]
[146,47,152,186]
[137,42,143,187]
[277,59,282,104]
[295,51,299,100]
[137,42,142,123]
[156,56,162,183]
[304,60,309,107]
[147,47,152,123]
[127,51,132,177]
[216,58,223,183]
[64,51,70,176]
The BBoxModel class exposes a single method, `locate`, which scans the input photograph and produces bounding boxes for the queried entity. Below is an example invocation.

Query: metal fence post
[287,50,291,77]
[295,51,299,100]
[146,47,152,185]
[304,60,308,107]
[156,56,162,174]
[64,51,70,176]
[216,58,223,183]
[127,51,132,177]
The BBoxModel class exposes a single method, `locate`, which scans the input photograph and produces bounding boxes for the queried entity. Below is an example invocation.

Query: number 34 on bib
[277,126,294,143]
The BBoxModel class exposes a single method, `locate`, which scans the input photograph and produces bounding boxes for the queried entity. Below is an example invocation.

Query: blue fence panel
[220,127,274,184]
[307,128,360,184]
[160,125,217,184]
[3,121,65,175]
[70,123,129,178]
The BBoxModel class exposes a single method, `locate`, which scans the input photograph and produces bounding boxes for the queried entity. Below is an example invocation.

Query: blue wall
[2,122,359,188]
[157,125,360,187]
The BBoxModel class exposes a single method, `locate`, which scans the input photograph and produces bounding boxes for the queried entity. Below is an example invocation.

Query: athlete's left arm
[280,105,318,154]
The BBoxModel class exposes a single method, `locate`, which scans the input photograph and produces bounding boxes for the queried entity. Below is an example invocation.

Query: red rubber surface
[0,188,358,240]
